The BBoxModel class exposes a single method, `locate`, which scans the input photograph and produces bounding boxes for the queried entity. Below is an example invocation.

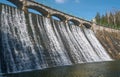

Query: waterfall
[0,4,112,74]
[83,28,111,60]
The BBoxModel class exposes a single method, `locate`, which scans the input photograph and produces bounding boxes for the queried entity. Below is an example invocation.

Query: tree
[95,12,101,24]
[95,10,120,30]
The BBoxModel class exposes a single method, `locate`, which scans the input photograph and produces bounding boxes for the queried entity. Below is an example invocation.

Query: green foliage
[95,11,120,30]
[95,12,101,24]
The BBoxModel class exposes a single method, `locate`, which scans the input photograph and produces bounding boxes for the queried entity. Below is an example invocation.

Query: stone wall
[93,24,120,59]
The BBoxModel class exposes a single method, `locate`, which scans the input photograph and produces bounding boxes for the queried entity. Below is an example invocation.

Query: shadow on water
[1,60,120,77]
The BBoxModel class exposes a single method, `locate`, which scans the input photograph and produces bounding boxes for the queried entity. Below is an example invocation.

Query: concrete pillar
[79,24,82,27]
[64,20,68,23]
[91,22,96,32]
[46,13,51,18]
[64,17,69,23]
[22,0,28,13]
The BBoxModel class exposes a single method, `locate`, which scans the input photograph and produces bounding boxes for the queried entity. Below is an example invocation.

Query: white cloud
[55,0,66,3]
[75,0,80,3]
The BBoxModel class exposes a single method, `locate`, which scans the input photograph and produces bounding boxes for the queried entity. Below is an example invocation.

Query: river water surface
[1,60,120,77]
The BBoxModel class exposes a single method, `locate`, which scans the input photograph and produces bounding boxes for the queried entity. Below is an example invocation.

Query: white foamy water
[0,5,112,74]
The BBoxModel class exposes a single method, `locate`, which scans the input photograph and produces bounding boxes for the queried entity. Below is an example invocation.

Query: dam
[0,0,112,74]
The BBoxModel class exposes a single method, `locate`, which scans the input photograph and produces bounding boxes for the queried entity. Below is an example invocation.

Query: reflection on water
[1,60,120,77]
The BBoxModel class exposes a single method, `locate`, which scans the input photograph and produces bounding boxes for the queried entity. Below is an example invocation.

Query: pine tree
[95,12,101,24]
[95,10,120,29]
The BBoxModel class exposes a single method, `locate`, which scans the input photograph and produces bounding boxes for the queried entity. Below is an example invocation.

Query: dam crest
[7,0,92,28]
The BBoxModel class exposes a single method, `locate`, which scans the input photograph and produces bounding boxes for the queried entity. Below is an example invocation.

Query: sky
[0,0,120,21]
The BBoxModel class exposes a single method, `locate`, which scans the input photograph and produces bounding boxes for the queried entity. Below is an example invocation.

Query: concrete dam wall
[0,3,112,74]
[93,24,120,59]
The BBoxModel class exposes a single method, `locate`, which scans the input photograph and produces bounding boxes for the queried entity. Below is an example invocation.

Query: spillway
[0,4,112,74]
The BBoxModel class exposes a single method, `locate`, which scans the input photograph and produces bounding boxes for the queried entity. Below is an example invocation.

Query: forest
[95,10,120,30]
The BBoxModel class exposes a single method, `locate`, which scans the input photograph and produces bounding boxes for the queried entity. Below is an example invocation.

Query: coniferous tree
[95,12,101,24]
[95,10,120,30]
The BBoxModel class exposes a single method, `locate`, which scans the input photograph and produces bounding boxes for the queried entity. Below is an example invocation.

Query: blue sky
[0,0,120,21]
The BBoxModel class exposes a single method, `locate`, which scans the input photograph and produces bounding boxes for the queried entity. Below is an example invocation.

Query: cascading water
[0,4,112,74]
[83,28,111,60]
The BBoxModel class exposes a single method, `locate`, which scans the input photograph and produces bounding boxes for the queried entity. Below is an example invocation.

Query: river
[1,60,120,77]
